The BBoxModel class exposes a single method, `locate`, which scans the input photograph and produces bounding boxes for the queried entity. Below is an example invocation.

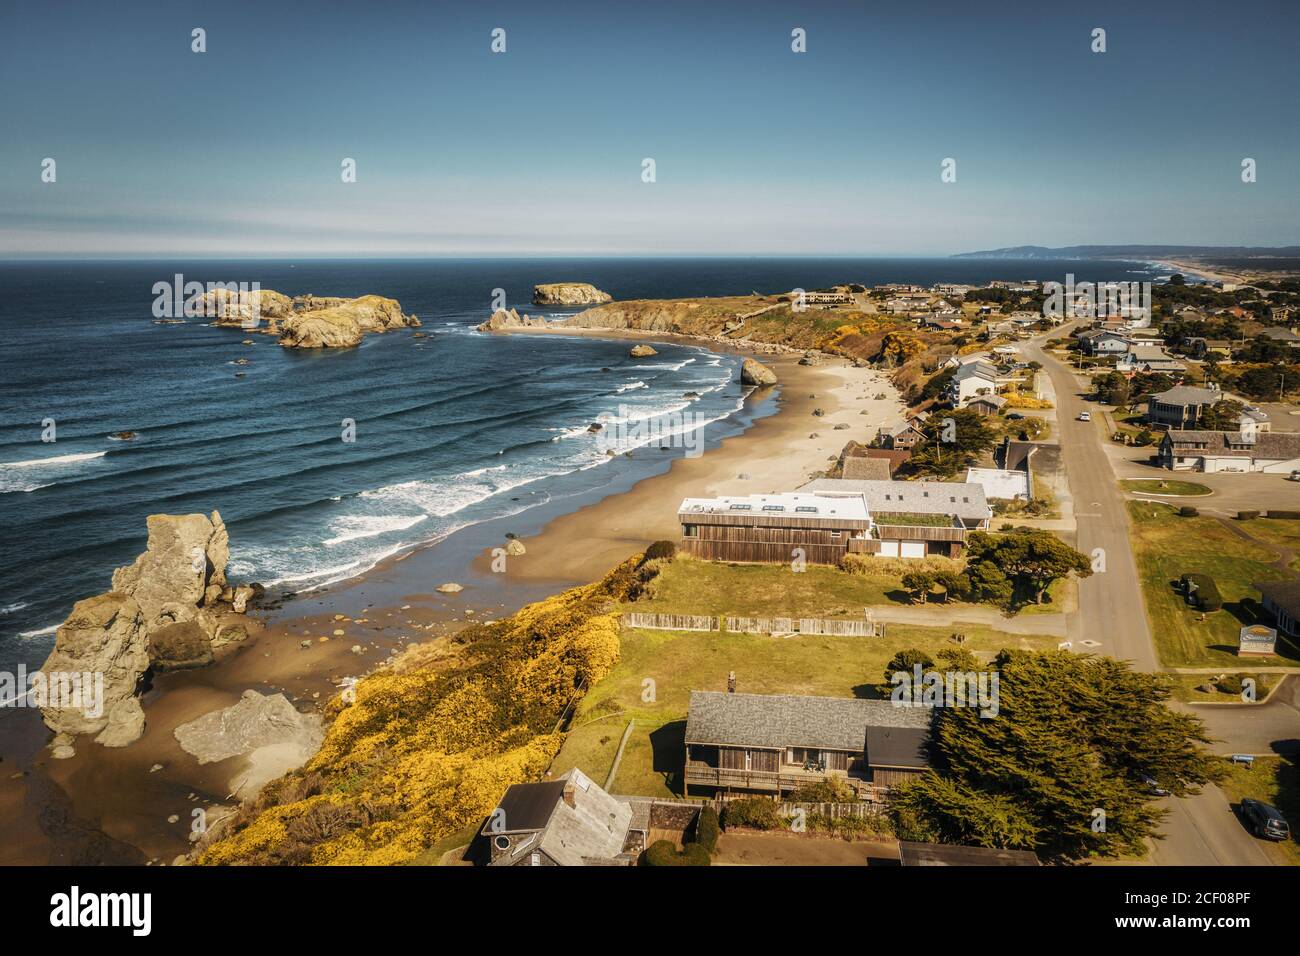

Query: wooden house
[683,691,932,800]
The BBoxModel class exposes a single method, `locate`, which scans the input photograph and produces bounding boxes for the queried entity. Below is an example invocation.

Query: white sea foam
[324,514,429,546]
[0,450,106,469]
[0,602,31,615]
[18,624,59,639]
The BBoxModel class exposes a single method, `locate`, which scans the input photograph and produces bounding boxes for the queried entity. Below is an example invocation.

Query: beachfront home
[966,394,1007,417]
[1157,428,1300,474]
[683,691,931,800]
[842,456,892,480]
[480,768,644,867]
[876,420,926,451]
[677,479,991,564]
[799,477,992,558]
[1145,385,1221,429]
[946,360,998,405]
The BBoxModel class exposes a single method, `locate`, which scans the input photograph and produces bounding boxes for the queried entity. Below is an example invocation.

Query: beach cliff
[532,282,612,306]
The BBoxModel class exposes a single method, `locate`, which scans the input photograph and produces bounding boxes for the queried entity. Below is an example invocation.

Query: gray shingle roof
[1164,430,1300,459]
[685,691,931,753]
[1150,386,1220,407]
[486,768,632,866]
[842,457,892,481]
[799,478,990,522]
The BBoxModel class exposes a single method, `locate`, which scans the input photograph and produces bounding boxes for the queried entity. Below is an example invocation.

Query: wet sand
[0,335,905,864]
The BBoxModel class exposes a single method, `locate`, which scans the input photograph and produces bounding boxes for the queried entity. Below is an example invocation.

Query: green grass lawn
[1121,479,1213,497]
[1127,502,1296,667]
[1239,518,1300,572]
[1161,673,1283,704]
[1218,756,1300,866]
[549,617,1060,799]
[632,558,908,616]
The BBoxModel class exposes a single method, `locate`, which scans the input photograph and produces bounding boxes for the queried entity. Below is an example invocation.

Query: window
[728,503,752,511]
[762,505,785,512]
[795,505,819,513]
[830,531,841,538]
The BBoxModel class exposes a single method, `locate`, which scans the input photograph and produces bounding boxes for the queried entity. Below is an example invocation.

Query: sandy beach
[0,332,906,864]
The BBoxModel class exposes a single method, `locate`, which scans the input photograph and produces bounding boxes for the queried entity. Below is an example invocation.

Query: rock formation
[191,289,419,349]
[40,511,255,749]
[173,690,324,800]
[532,282,612,306]
[740,357,778,386]
[629,344,658,357]
[478,307,549,331]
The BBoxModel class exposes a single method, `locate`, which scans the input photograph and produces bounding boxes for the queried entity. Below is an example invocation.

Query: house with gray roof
[684,691,932,799]
[1145,385,1221,429]
[481,768,642,866]
[1158,428,1300,474]
[1256,581,1300,638]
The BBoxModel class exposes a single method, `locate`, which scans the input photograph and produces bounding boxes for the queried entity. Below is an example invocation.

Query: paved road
[1184,676,1300,756]
[1023,331,1274,865]
[1021,334,1157,671]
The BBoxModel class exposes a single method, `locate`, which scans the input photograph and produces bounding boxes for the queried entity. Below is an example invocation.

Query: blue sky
[1,0,1297,257]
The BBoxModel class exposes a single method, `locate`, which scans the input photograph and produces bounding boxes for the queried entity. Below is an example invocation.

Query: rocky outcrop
[478,307,549,331]
[740,357,778,386]
[629,344,658,357]
[191,289,419,349]
[532,283,612,306]
[174,690,324,800]
[40,511,255,748]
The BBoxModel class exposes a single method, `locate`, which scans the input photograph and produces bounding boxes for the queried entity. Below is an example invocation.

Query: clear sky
[2,0,1297,257]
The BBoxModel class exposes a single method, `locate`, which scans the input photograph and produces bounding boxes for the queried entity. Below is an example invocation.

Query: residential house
[1186,337,1234,360]
[678,479,991,564]
[1118,343,1185,374]
[683,691,932,799]
[842,456,892,480]
[481,768,643,866]
[1076,329,1130,356]
[964,466,1030,501]
[799,477,992,558]
[1255,581,1300,638]
[1157,428,1300,474]
[1145,385,1221,429]
[876,420,926,450]
[1261,326,1300,348]
[966,393,1007,417]
[946,360,998,405]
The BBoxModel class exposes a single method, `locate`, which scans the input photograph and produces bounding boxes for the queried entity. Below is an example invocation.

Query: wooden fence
[623,613,885,637]
[623,612,719,632]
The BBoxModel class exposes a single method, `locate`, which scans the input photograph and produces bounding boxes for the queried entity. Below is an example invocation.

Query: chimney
[727,671,736,693]
[562,780,576,808]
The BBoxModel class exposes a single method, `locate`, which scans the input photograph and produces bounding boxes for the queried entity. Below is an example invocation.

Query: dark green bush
[1266,511,1300,520]
[1236,510,1261,521]
[641,540,677,563]
[642,838,710,866]
[1181,572,1223,612]
[1178,505,1199,517]
[693,806,720,853]
[720,798,784,831]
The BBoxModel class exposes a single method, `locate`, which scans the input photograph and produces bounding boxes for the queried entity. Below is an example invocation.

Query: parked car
[1239,798,1290,841]
[1077,411,1091,422]
[1289,470,1300,482]
[1140,774,1170,797]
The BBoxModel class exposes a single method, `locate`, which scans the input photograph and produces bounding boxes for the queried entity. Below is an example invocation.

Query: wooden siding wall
[870,767,926,788]
[681,521,852,565]
[719,746,779,773]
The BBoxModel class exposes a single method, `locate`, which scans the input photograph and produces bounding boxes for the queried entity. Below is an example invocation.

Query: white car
[1077,411,1091,422]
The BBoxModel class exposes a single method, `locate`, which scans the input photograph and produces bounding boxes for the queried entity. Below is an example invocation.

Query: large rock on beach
[740,357,778,386]
[532,283,612,306]
[39,511,255,749]
[629,344,658,357]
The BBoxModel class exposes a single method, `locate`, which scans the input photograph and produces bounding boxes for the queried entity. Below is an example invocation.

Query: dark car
[1239,798,1290,841]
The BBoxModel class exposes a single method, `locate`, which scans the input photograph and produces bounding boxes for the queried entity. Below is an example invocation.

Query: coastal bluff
[39,512,257,750]
[192,288,419,348]
[532,282,612,306]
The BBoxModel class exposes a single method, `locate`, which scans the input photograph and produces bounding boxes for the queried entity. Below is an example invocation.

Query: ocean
[0,256,1159,668]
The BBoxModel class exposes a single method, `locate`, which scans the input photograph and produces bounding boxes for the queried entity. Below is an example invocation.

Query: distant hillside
[954,244,1300,260]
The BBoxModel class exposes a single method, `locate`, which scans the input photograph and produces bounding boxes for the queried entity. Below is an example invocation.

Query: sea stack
[629,344,658,358]
[38,511,255,749]
[532,283,612,307]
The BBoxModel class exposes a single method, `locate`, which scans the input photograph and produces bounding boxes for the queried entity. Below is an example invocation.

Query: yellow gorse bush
[200,556,640,865]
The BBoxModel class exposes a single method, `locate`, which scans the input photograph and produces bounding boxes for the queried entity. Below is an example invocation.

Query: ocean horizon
[0,256,1162,667]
